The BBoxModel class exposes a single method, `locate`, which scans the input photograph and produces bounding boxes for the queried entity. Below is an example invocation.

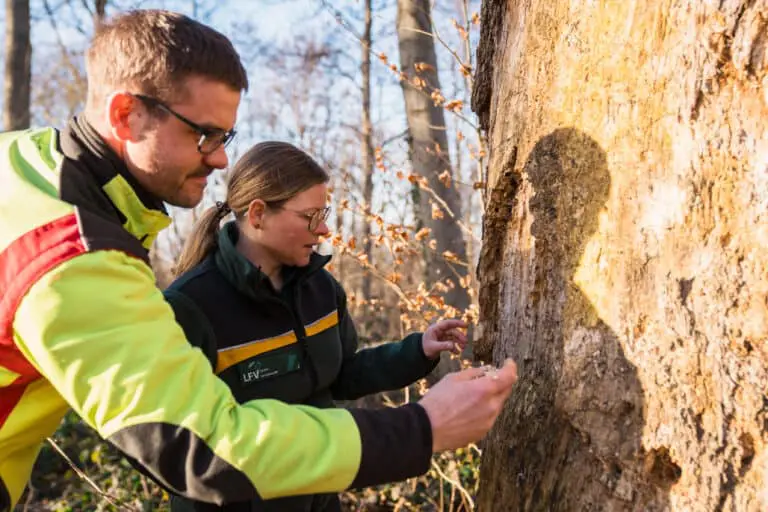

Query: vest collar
[214,221,330,299]
[63,116,171,249]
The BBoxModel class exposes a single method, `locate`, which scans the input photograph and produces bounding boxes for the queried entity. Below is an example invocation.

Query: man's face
[123,76,241,207]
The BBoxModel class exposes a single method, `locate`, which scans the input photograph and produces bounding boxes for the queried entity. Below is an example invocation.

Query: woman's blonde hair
[173,141,329,276]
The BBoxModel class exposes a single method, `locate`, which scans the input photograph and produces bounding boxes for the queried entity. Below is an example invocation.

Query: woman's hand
[422,319,468,359]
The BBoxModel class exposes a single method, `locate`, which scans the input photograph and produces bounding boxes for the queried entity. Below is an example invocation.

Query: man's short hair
[85,9,248,110]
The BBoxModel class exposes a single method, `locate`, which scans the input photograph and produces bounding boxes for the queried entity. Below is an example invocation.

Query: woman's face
[258,183,330,267]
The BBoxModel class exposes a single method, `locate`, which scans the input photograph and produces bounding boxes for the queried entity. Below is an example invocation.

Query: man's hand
[422,319,468,359]
[417,359,518,452]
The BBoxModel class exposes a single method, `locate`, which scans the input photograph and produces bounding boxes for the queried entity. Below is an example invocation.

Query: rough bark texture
[3,0,31,131]
[473,1,767,510]
[397,0,470,313]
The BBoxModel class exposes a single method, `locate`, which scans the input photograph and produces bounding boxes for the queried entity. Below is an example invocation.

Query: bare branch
[42,0,87,93]
[380,129,409,148]
[318,0,363,41]
[46,437,137,511]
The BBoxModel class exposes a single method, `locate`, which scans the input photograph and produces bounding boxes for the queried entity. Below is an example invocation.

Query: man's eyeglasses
[133,94,236,155]
[274,206,331,232]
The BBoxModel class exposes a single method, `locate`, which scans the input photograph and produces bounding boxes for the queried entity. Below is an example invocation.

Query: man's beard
[154,160,214,208]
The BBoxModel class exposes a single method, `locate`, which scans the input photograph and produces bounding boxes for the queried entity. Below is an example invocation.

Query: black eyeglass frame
[133,94,236,155]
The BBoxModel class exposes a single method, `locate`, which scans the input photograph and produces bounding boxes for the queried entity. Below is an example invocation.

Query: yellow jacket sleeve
[13,250,363,503]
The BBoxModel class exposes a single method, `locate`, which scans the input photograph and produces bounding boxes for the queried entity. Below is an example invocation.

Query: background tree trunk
[397,0,470,314]
[4,0,31,130]
[473,0,767,510]
[93,0,107,28]
[360,0,375,304]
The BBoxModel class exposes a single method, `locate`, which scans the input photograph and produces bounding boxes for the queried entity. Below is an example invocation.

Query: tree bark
[360,0,375,304]
[4,0,31,131]
[473,1,768,510]
[396,0,470,313]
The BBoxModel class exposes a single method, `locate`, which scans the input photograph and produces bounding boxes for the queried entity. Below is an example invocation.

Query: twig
[430,458,475,510]
[42,0,87,91]
[399,25,468,84]
[46,437,134,510]
[317,0,479,132]
[346,251,421,313]
[419,182,481,244]
[318,0,363,41]
[461,0,473,94]
[380,129,410,148]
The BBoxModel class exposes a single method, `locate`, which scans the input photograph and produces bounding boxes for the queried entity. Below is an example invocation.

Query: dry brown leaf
[431,202,444,220]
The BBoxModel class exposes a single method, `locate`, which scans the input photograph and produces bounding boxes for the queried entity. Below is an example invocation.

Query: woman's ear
[247,199,267,229]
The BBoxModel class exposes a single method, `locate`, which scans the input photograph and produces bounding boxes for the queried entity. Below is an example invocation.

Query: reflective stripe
[216,310,340,374]
[0,213,86,427]
[305,310,339,337]
[217,331,298,374]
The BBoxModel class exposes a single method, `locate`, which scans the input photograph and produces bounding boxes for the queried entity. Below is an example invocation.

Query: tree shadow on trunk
[477,128,674,510]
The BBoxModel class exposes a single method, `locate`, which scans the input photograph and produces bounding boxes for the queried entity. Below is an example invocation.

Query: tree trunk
[396,0,470,313]
[3,0,31,131]
[473,1,767,510]
[360,0,375,304]
[93,0,107,28]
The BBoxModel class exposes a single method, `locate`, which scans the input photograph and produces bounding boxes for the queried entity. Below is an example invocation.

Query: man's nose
[203,144,229,170]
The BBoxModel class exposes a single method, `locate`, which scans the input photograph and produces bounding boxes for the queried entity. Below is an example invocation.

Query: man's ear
[247,199,267,229]
[106,92,143,143]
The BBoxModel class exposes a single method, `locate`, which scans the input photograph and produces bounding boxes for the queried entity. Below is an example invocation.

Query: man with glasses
[0,9,518,511]
[133,94,237,155]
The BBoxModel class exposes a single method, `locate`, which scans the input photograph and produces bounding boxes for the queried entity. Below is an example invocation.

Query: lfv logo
[241,359,279,383]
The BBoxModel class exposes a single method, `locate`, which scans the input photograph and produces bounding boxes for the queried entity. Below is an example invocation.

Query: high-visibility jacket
[0,117,432,511]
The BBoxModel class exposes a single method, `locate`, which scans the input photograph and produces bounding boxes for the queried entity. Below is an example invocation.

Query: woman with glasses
[164,141,467,512]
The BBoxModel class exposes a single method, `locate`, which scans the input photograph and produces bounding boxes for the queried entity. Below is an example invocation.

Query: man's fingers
[439,359,517,391]
[485,359,518,392]
[451,366,487,381]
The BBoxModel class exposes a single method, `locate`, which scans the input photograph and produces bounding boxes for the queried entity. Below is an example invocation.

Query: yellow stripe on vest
[216,331,297,374]
[305,310,339,337]
[215,310,340,374]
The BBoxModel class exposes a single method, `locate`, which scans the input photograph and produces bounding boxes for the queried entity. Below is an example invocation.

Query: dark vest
[167,252,344,409]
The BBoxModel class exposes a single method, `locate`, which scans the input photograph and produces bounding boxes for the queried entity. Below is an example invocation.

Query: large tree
[3,0,31,130]
[472,0,767,510]
[397,0,470,314]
